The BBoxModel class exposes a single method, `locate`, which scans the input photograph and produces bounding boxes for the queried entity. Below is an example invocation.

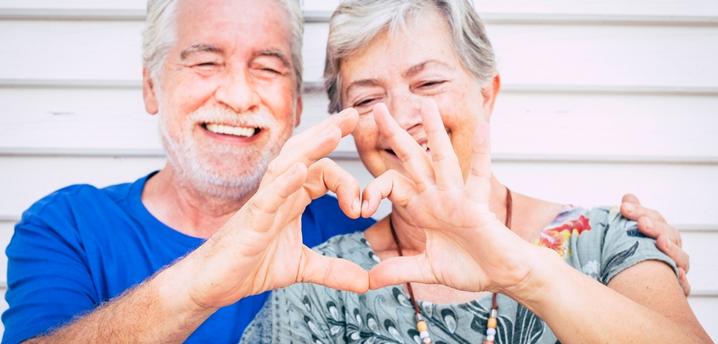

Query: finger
[637,216,683,250]
[621,193,641,206]
[368,255,436,290]
[373,103,434,190]
[621,201,667,224]
[298,247,369,293]
[678,267,692,297]
[243,163,308,231]
[262,108,359,184]
[362,169,416,218]
[656,235,690,273]
[419,99,462,188]
[464,118,492,203]
[305,158,361,218]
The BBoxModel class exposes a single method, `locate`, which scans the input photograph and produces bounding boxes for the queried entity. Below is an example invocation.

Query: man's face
[146,0,301,199]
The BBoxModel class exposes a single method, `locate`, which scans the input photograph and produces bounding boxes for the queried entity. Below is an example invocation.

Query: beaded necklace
[388,188,513,344]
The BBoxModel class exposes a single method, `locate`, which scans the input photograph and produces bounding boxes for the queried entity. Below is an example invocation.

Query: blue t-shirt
[2,173,375,344]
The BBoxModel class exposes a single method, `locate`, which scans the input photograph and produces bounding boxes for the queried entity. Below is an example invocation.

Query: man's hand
[620,194,691,295]
[182,108,369,310]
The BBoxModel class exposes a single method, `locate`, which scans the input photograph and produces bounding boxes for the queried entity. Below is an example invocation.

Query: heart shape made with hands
[273,100,534,298]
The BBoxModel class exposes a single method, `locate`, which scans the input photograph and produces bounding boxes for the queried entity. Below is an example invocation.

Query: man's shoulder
[19,176,145,227]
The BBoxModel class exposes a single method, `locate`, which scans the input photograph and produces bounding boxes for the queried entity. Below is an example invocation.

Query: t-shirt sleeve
[594,208,678,285]
[2,206,98,343]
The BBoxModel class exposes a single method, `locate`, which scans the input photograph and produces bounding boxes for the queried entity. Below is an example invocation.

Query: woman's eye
[261,68,281,75]
[419,80,446,89]
[354,98,378,108]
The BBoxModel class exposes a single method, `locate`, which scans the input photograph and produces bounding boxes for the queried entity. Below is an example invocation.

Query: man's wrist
[153,253,218,318]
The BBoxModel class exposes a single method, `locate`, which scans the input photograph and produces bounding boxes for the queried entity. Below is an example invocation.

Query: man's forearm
[26,258,217,343]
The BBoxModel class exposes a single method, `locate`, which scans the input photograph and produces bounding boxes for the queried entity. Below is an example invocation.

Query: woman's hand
[365,101,543,296]
[184,109,369,309]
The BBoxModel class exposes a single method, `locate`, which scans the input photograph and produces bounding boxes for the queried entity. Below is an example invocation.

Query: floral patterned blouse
[241,207,676,343]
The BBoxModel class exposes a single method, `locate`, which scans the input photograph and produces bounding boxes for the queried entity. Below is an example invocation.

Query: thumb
[298,246,369,293]
[621,193,641,205]
[368,255,436,290]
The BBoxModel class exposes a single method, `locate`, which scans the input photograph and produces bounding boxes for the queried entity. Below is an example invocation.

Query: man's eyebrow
[401,60,451,78]
[180,44,223,60]
[252,49,291,68]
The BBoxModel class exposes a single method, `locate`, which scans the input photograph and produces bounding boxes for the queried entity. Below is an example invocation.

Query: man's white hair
[142,0,304,92]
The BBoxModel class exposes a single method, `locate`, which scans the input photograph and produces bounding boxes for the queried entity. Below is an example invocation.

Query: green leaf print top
[241,207,677,343]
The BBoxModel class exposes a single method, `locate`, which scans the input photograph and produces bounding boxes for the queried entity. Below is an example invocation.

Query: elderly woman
[241,0,710,343]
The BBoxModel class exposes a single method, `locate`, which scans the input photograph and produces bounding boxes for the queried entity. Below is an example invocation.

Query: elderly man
[1,0,690,343]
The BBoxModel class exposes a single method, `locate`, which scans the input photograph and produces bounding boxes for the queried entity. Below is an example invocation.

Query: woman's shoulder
[538,206,677,284]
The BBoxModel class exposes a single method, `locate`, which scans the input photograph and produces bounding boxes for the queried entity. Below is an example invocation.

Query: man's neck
[141,165,256,239]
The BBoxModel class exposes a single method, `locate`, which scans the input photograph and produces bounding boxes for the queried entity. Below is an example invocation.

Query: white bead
[486,328,496,336]
[487,334,495,341]
[422,338,432,344]
[420,331,430,339]
[490,309,498,318]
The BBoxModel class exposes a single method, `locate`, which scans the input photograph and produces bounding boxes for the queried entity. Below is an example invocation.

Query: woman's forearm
[507,247,710,344]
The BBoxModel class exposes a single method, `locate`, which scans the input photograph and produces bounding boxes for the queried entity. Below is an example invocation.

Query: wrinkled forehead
[339,9,460,81]
[174,0,293,52]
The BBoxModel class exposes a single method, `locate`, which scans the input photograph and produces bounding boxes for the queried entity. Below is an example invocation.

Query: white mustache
[189,105,275,129]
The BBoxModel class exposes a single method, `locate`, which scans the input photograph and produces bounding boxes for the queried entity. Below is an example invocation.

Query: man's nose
[214,70,260,113]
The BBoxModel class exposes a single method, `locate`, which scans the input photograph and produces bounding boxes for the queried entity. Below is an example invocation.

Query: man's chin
[186,170,263,200]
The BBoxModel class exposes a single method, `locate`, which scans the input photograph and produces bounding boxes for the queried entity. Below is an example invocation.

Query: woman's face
[339,8,499,179]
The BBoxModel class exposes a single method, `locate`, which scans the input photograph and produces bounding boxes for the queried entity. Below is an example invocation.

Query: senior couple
[2,0,709,343]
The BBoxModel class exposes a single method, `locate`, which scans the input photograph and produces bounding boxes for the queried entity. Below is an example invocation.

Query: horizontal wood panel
[2,88,717,160]
[1,155,717,225]
[493,162,718,227]
[2,0,717,18]
[2,21,717,88]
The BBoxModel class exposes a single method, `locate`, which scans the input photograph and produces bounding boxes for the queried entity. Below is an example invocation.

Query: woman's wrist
[501,245,569,312]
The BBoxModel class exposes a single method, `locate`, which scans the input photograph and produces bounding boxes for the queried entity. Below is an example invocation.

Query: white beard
[158,104,290,200]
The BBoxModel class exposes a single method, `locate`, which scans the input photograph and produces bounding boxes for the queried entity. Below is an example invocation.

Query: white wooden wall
[0,0,716,340]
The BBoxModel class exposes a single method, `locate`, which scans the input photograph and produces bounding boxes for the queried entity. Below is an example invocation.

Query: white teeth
[205,123,257,137]
[420,142,429,151]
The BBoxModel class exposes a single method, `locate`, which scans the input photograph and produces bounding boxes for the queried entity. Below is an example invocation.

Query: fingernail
[353,198,361,213]
[362,200,369,215]
[623,202,636,213]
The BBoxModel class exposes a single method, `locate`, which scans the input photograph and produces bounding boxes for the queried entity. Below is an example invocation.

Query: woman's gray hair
[142,0,304,93]
[324,0,496,113]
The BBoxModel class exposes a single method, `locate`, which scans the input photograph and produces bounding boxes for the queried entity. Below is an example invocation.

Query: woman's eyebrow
[402,60,451,78]
[345,79,382,97]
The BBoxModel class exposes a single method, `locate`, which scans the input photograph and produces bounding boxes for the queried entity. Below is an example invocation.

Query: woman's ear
[143,68,159,115]
[480,74,501,121]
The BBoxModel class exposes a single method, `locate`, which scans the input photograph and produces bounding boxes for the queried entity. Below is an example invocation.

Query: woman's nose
[388,93,423,131]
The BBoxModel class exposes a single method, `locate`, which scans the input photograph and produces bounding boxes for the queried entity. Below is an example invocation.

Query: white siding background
[0,0,716,340]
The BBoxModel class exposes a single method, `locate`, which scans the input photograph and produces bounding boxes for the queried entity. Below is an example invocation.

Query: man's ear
[143,68,159,115]
[294,95,303,127]
[480,74,501,121]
